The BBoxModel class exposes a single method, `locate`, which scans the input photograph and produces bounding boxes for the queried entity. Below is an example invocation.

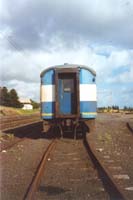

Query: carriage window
[63,79,74,92]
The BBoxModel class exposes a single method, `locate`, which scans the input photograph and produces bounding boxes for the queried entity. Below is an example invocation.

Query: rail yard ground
[0,113,133,199]
[88,113,133,200]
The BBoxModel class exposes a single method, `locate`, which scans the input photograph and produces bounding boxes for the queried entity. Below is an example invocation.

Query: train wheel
[51,124,63,138]
[43,121,50,133]
[74,122,83,139]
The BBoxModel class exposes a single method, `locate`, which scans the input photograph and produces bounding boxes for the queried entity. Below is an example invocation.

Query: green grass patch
[15,108,40,115]
[0,106,40,116]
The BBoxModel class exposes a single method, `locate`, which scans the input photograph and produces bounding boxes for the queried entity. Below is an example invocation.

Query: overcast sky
[0,0,133,107]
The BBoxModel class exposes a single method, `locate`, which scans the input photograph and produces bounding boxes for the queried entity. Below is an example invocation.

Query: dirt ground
[87,113,133,199]
[0,113,133,199]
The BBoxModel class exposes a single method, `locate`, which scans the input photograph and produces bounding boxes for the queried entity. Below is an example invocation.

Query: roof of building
[19,98,31,104]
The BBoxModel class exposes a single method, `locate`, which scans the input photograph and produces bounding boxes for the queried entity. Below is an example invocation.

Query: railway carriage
[40,64,97,138]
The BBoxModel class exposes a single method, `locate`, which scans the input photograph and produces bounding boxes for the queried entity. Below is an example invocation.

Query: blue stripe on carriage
[41,100,97,119]
[41,69,55,85]
[80,68,95,84]
[80,101,97,119]
[41,102,55,119]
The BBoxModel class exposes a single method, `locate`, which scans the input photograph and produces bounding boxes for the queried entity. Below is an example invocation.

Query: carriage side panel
[41,69,55,119]
[79,68,97,119]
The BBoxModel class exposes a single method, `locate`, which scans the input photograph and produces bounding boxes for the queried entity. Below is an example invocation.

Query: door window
[63,79,74,93]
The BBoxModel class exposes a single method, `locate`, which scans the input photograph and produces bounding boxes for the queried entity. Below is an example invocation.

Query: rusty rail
[24,139,57,200]
[83,137,127,200]
[0,138,26,153]
[0,114,40,130]
[127,122,133,134]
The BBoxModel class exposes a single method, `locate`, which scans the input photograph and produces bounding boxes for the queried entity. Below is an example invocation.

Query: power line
[0,31,32,63]
[0,31,22,51]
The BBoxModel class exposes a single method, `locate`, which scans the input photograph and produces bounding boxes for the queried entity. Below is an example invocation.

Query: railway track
[23,136,126,200]
[0,114,40,130]
[84,139,127,200]
[24,139,57,200]
[127,122,133,134]
[0,137,26,153]
[0,120,42,152]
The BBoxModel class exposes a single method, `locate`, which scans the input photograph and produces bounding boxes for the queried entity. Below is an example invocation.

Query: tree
[0,87,10,106]
[9,89,22,108]
[30,99,40,109]
[124,106,127,111]
[0,87,22,108]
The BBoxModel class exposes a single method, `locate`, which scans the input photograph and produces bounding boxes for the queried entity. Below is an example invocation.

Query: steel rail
[0,138,26,153]
[83,137,127,200]
[0,117,40,131]
[0,114,39,121]
[24,139,57,200]
[0,121,41,152]
[127,122,133,134]
[0,116,39,123]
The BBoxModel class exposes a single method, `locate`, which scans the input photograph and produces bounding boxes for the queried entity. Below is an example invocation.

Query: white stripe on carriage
[41,85,55,102]
[80,84,97,101]
[41,84,97,102]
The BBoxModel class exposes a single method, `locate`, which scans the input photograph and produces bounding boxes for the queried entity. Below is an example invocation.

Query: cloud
[0,0,133,107]
[107,67,133,83]
[0,48,40,83]
[0,0,133,51]
[1,79,40,101]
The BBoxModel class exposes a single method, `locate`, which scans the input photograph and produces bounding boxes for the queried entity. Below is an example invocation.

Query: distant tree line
[98,105,133,112]
[98,105,119,111]
[0,86,40,109]
[0,87,22,108]
[123,106,133,111]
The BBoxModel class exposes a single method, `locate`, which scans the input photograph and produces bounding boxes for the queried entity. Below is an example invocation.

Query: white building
[19,98,33,110]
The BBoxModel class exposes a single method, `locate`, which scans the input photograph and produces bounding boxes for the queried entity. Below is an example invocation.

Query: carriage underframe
[43,118,95,139]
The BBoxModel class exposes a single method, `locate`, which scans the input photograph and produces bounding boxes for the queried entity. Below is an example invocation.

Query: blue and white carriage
[40,64,97,138]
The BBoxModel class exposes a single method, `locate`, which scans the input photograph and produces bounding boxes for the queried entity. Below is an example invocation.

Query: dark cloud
[0,0,133,107]
[0,0,133,51]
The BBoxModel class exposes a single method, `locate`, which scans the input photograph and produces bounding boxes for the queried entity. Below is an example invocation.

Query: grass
[0,106,40,116]
[15,108,40,115]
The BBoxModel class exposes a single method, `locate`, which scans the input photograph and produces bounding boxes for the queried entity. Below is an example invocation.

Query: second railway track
[24,136,126,200]
[0,121,42,152]
[0,114,40,130]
